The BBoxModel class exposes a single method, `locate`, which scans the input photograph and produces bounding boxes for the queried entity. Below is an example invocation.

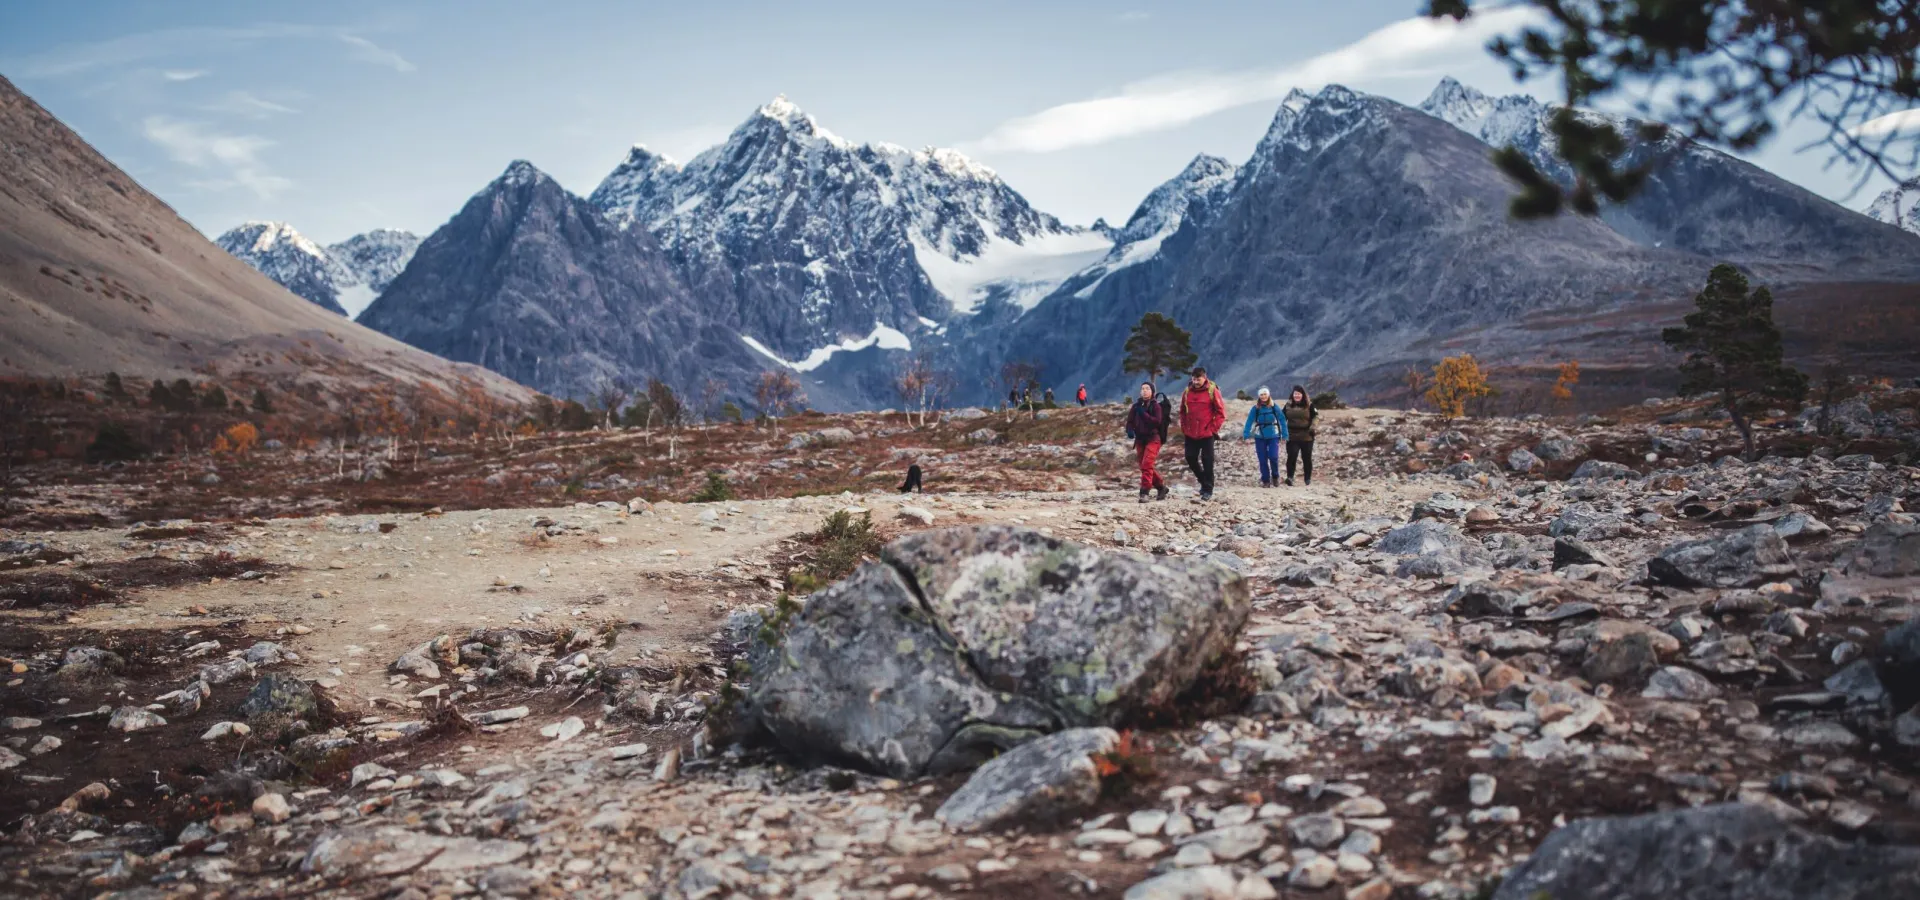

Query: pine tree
[147,381,171,409]
[1122,313,1197,390]
[1662,264,1808,461]
[251,388,274,414]
[201,385,229,410]
[104,372,126,400]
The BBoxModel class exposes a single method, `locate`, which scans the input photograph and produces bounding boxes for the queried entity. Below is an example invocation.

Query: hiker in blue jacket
[1241,386,1289,488]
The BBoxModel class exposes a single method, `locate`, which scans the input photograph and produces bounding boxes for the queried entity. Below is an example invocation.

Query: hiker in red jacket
[1180,367,1227,501]
[1076,384,1088,407]
[1125,382,1168,503]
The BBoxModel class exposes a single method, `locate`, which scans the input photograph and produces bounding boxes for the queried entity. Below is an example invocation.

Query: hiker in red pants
[1125,382,1169,503]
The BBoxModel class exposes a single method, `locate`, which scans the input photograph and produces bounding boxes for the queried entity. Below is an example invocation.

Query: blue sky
[2,0,1907,248]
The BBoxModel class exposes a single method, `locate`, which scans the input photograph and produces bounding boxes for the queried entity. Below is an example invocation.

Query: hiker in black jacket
[1284,385,1317,486]
[1125,382,1169,503]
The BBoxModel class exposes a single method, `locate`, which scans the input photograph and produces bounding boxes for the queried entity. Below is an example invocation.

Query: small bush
[720,401,744,423]
[786,510,882,591]
[1312,390,1346,410]
[1235,389,1252,401]
[692,471,733,503]
[85,423,147,463]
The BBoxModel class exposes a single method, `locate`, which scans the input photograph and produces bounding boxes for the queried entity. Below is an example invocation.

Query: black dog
[899,464,923,493]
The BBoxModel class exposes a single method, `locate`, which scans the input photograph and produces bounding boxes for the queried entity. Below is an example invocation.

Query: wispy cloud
[975,7,1539,153]
[12,23,417,79]
[161,69,208,82]
[141,116,292,199]
[1118,11,1151,22]
[1846,108,1920,140]
[337,33,415,73]
[205,90,299,118]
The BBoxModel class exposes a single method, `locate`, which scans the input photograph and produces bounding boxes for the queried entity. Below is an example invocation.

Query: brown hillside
[0,73,528,401]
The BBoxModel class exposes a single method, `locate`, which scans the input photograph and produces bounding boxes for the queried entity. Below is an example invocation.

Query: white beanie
[1257,386,1271,398]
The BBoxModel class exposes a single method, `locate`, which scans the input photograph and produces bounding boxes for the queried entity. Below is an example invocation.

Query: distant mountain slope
[359,161,766,401]
[1419,77,1920,276]
[215,222,421,317]
[0,73,525,400]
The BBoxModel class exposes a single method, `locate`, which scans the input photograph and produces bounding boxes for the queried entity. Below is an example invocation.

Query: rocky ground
[2,388,1918,900]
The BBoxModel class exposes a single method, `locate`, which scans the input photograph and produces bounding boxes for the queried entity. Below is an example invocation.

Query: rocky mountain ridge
[214,222,421,317]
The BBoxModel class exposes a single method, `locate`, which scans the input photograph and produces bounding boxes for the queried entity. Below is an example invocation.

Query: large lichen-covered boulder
[885,526,1250,725]
[749,526,1249,778]
[1492,803,1920,900]
[749,563,1057,779]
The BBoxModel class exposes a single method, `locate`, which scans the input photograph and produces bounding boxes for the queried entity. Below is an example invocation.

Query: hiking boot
[1285,478,1294,486]
[1259,478,1270,488]
[1155,486,1169,501]
[1137,490,1150,504]
[1199,490,1212,502]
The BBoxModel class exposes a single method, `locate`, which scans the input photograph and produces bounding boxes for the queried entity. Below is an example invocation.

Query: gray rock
[1772,512,1832,544]
[1286,813,1345,848]
[237,674,319,725]
[55,647,125,682]
[1823,659,1887,707]
[935,728,1118,831]
[1535,438,1589,462]
[1177,823,1268,861]
[964,428,1003,446]
[1507,447,1542,473]
[108,707,166,732]
[1278,562,1335,588]
[1884,619,1920,706]
[1647,524,1795,589]
[1491,803,1920,900]
[1549,507,1626,541]
[1568,459,1632,481]
[1122,866,1239,900]
[1553,537,1617,570]
[1583,632,1661,684]
[1841,523,1920,578]
[1377,520,1492,574]
[1411,493,1476,521]
[1444,581,1528,617]
[1641,666,1720,701]
[1896,705,1920,748]
[302,827,529,878]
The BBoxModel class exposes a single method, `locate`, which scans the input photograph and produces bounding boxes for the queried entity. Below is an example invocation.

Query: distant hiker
[1022,387,1033,410]
[1044,387,1055,406]
[1242,386,1289,488]
[1007,389,1018,409]
[1284,384,1318,486]
[1125,382,1168,503]
[900,464,923,493]
[1076,384,1088,407]
[1180,367,1227,501]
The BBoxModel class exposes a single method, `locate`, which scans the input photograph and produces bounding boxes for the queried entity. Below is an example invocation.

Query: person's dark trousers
[1183,436,1216,495]
[1255,437,1280,484]
[1286,439,1313,484]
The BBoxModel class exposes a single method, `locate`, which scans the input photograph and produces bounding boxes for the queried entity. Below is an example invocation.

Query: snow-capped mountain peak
[1417,78,1549,152]
[1420,77,1495,128]
[217,220,420,318]
[1866,175,1920,235]
[588,97,1104,352]
[496,159,551,189]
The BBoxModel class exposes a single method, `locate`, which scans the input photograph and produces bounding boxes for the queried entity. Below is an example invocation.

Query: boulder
[1534,438,1589,462]
[1553,537,1616,570]
[749,526,1249,777]
[55,647,125,682]
[1507,447,1542,473]
[1491,804,1920,900]
[1377,520,1492,577]
[1839,523,1920,578]
[963,428,1003,446]
[1568,459,1633,481]
[1549,507,1626,541]
[934,728,1118,831]
[1647,525,1795,589]
[1771,512,1831,544]
[1411,494,1476,521]
[238,674,319,725]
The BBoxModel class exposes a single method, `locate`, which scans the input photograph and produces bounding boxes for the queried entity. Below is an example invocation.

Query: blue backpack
[1251,403,1284,435]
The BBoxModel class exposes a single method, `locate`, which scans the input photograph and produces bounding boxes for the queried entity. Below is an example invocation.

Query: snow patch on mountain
[913,230,1113,314]
[741,322,913,372]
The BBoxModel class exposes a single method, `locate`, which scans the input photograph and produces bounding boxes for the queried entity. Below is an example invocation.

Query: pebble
[1469,773,1497,806]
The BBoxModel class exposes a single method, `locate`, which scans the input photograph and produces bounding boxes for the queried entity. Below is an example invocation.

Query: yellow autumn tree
[1426,354,1494,419]
[221,422,259,455]
[1552,360,1581,403]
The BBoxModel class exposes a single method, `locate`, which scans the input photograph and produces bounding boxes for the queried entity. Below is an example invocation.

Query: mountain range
[213,222,420,316]
[213,80,1920,408]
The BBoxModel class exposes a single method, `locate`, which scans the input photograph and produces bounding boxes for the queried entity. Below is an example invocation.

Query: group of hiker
[1008,384,1094,409]
[1125,367,1316,503]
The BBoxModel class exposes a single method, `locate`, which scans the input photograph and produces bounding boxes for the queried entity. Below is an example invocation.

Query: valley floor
[1,400,1917,899]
